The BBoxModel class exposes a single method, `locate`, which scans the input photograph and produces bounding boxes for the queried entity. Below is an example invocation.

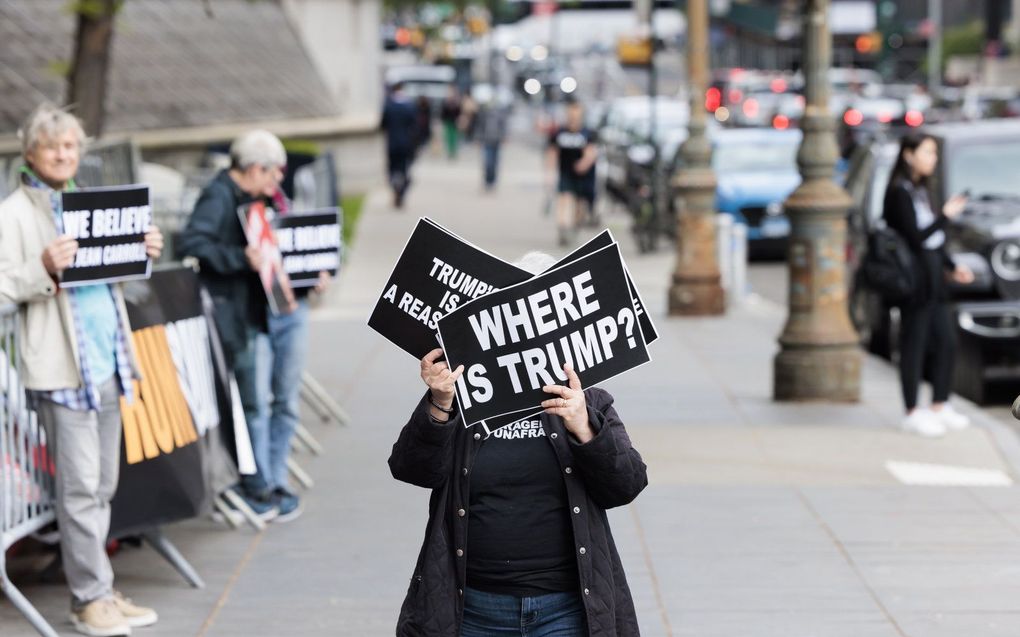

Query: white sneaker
[902,409,947,438]
[933,404,970,431]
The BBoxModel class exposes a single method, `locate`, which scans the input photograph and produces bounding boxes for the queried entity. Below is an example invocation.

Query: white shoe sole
[123,610,158,628]
[70,615,131,637]
[903,425,946,438]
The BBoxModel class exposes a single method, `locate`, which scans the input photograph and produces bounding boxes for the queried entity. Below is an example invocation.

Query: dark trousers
[483,142,500,187]
[899,301,956,411]
[387,149,412,201]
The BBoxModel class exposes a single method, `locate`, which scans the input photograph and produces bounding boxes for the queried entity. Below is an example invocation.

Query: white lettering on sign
[428,257,497,299]
[90,205,152,238]
[467,271,601,352]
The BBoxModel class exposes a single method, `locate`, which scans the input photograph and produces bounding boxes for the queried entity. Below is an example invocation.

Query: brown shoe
[70,599,131,636]
[111,591,158,628]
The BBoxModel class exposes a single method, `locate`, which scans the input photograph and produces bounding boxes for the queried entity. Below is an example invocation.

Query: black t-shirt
[466,418,579,597]
[549,127,596,178]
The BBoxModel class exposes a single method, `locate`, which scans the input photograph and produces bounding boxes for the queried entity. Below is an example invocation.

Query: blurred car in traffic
[620,124,795,256]
[385,65,457,113]
[844,120,1020,403]
[711,128,801,258]
[597,96,689,208]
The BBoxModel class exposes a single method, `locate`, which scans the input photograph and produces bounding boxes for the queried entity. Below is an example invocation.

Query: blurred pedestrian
[546,101,598,246]
[179,130,287,519]
[389,252,647,637]
[440,86,463,160]
[0,103,162,636]
[414,95,433,158]
[883,132,974,437]
[251,190,333,524]
[475,96,509,190]
[382,82,417,208]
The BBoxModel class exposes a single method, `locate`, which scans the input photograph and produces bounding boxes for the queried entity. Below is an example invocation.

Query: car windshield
[946,141,1020,199]
[713,141,798,173]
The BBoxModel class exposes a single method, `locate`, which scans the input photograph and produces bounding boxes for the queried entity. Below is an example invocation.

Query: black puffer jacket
[388,388,647,636]
[177,170,267,364]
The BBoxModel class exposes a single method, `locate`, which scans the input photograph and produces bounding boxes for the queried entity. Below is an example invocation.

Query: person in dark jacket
[389,254,647,637]
[383,83,418,209]
[178,129,286,519]
[882,132,973,438]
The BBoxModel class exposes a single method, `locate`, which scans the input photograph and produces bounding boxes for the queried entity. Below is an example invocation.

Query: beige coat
[0,183,140,391]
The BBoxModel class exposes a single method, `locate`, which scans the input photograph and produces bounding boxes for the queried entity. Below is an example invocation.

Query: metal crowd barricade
[0,303,60,637]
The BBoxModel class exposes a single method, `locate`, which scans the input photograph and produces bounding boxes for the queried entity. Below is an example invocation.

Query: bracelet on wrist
[428,392,454,414]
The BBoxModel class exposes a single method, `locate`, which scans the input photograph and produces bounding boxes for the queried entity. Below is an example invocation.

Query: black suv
[845,119,1020,404]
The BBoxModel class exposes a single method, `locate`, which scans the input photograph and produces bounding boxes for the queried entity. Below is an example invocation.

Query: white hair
[513,251,557,275]
[229,129,286,170]
[18,103,87,157]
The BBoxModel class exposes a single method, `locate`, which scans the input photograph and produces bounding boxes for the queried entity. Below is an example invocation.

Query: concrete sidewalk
[5,141,1020,637]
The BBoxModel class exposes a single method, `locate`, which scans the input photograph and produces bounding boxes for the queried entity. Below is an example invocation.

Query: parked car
[712,127,801,258]
[844,120,1020,403]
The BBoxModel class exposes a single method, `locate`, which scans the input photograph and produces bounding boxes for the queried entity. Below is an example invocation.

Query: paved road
[5,143,1020,637]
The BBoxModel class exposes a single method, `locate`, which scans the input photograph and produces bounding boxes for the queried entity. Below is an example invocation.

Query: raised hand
[542,363,593,443]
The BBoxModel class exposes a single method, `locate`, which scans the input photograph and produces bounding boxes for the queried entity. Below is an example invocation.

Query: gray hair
[229,129,286,170]
[513,251,557,275]
[18,103,87,157]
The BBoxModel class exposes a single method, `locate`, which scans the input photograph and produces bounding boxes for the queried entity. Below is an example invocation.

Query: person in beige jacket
[0,104,163,637]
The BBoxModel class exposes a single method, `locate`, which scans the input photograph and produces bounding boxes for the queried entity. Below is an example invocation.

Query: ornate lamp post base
[774,346,860,401]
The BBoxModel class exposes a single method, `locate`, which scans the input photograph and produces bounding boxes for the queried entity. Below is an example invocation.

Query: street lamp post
[772,0,860,401]
[668,0,725,316]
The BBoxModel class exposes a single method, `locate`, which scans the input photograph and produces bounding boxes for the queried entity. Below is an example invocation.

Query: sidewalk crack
[795,489,909,637]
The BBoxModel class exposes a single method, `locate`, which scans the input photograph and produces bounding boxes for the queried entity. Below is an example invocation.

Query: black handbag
[860,226,916,305]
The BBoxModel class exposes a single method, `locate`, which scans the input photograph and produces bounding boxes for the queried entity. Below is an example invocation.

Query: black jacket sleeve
[388,393,460,490]
[568,388,648,510]
[883,182,955,271]
[177,184,249,275]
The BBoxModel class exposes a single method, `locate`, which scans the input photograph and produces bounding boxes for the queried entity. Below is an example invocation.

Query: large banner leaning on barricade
[59,185,153,288]
[438,243,651,426]
[274,208,342,287]
[368,217,531,359]
[110,267,230,537]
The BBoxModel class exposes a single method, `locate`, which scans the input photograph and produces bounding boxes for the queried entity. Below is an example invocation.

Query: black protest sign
[275,209,342,287]
[111,268,212,537]
[60,185,152,288]
[368,217,530,359]
[549,229,658,345]
[438,243,650,425]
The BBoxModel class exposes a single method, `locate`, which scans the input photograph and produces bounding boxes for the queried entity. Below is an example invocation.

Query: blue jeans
[460,587,587,637]
[251,299,310,491]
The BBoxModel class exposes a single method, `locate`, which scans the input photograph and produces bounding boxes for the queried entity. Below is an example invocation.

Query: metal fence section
[0,303,59,637]
[75,138,140,188]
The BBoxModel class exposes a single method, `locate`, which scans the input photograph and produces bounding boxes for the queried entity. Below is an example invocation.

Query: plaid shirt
[21,168,135,411]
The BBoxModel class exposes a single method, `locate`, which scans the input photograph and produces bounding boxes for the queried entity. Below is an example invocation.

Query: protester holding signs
[251,192,336,522]
[388,252,647,637]
[177,130,286,521]
[0,103,162,636]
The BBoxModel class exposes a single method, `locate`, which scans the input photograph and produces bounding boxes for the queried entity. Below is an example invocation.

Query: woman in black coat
[388,252,647,636]
[882,132,973,438]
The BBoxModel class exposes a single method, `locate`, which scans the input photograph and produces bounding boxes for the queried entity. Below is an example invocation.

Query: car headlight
[990,240,1020,300]
[766,201,783,216]
[991,240,1020,281]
